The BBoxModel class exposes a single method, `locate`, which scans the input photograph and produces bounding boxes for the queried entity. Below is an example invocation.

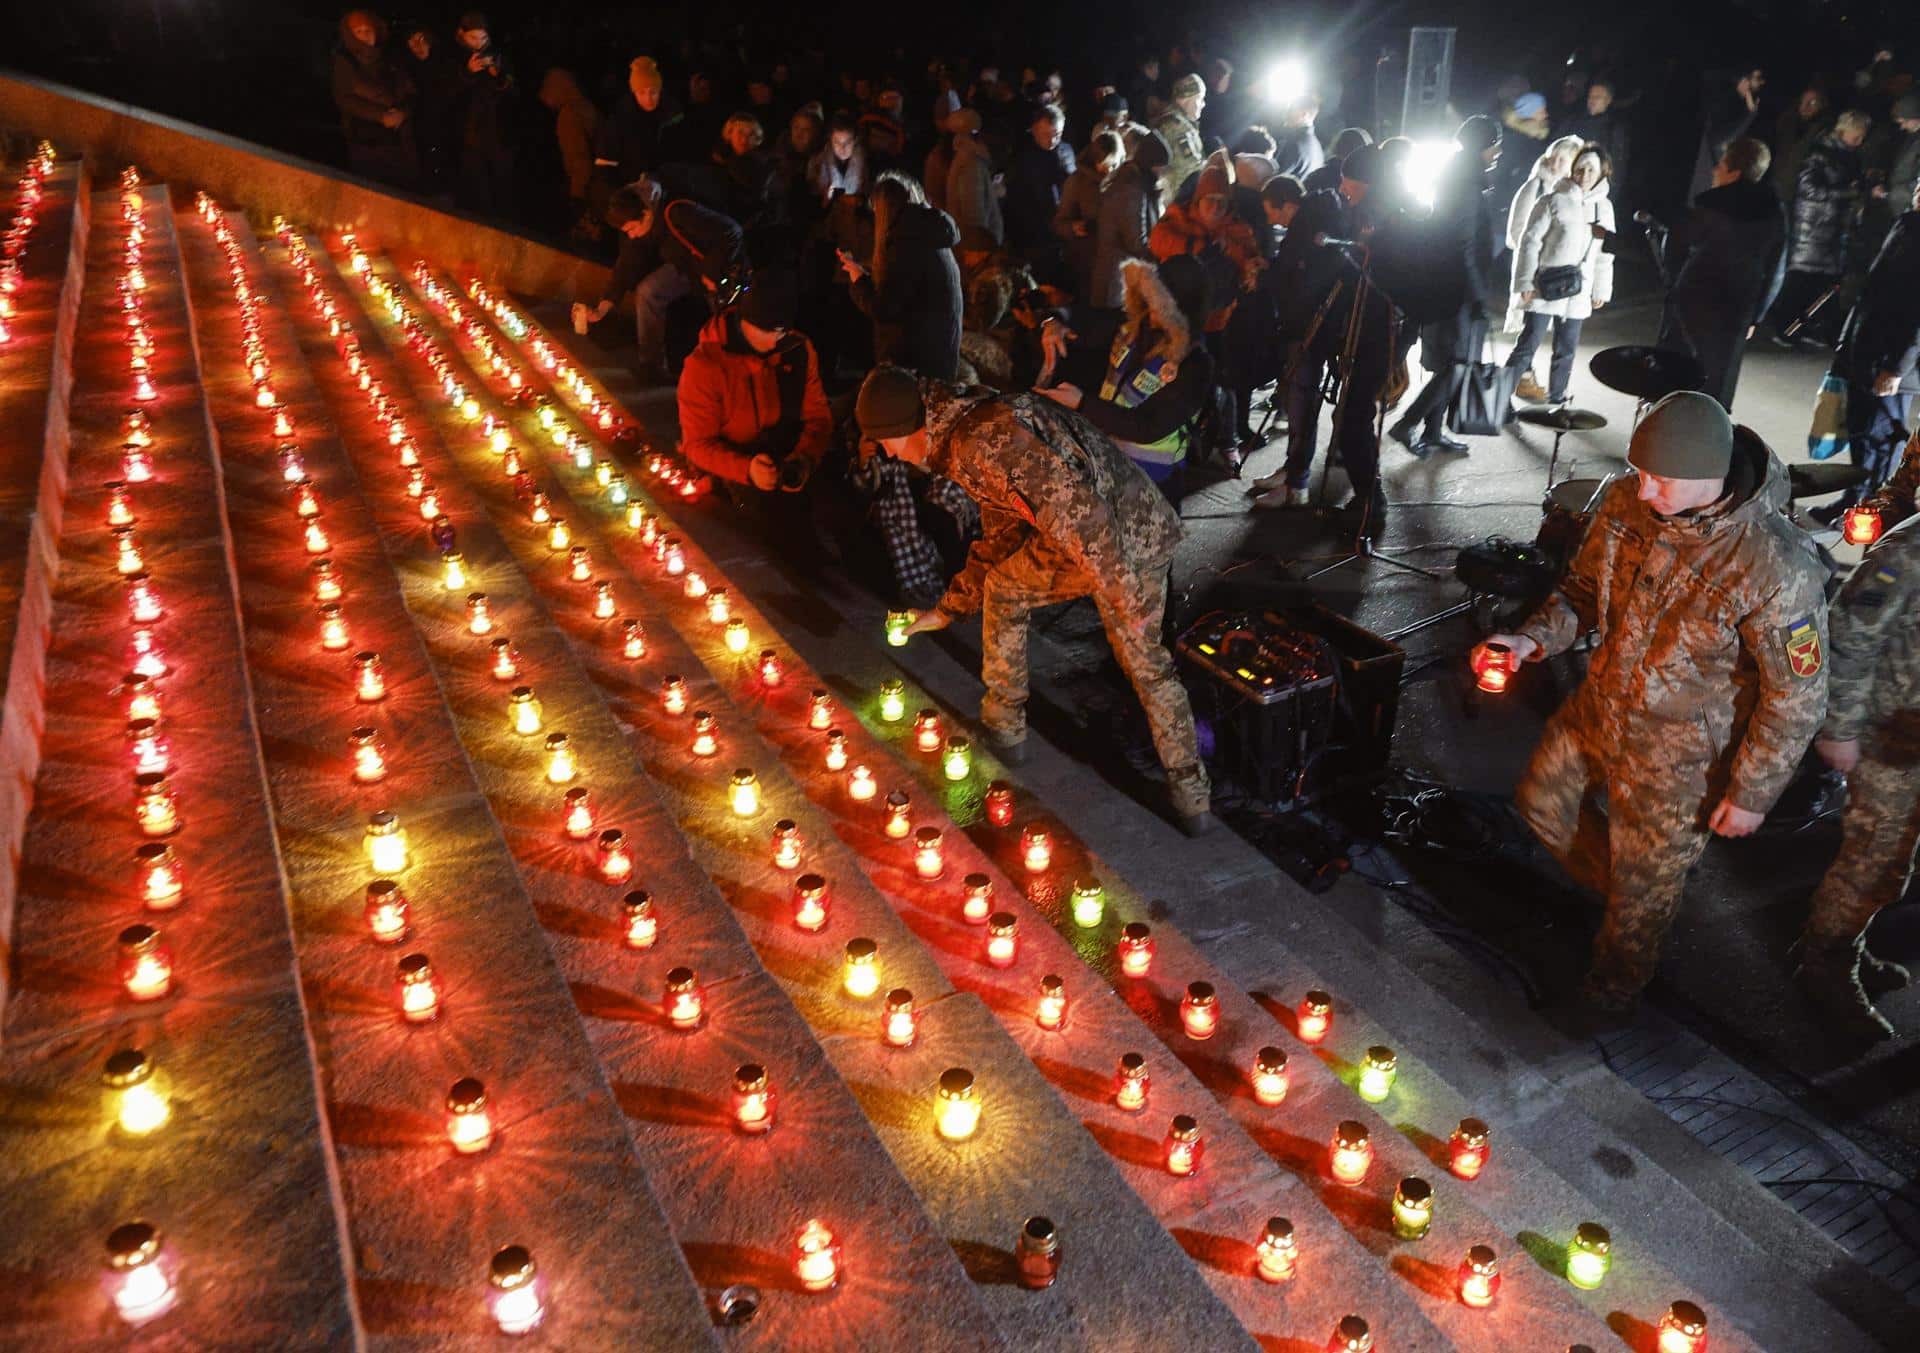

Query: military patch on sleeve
[1855,564,1902,609]
[1782,616,1823,679]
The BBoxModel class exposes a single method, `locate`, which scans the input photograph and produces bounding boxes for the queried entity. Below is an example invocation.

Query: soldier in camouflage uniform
[1799,523,1920,1040]
[1152,74,1208,201]
[855,365,1214,834]
[1476,393,1830,1011]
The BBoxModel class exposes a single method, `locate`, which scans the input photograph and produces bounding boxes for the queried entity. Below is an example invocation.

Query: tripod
[1285,271,1445,583]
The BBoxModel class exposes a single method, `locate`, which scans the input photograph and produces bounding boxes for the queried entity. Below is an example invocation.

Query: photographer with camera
[452,12,515,214]
[572,178,745,384]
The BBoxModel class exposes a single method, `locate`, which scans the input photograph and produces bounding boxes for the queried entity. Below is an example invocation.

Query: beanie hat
[1455,114,1500,155]
[738,270,797,331]
[1628,391,1735,480]
[628,57,663,100]
[856,366,926,442]
[1155,254,1213,328]
[1195,149,1232,201]
[1341,143,1381,184]
[1512,92,1548,120]
[1101,92,1129,118]
[1895,92,1920,121]
[1172,73,1206,101]
[1132,129,1171,172]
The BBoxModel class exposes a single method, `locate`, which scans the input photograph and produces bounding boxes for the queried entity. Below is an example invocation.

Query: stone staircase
[0,144,1906,1351]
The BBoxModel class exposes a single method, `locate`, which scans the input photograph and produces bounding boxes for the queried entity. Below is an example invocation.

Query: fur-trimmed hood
[1116,257,1192,367]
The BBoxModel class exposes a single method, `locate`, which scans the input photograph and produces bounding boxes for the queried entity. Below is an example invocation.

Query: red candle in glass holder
[1449,1118,1491,1180]
[1180,981,1219,1040]
[1472,641,1515,693]
[1843,505,1883,546]
[1297,990,1332,1043]
[1117,922,1154,978]
[1164,1114,1203,1176]
[984,780,1015,827]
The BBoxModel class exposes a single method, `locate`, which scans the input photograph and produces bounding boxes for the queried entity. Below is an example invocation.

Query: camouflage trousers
[1517,713,1713,1001]
[978,538,1211,817]
[1806,755,1920,942]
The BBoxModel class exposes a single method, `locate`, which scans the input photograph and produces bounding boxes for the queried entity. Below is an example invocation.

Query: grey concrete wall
[0,69,610,301]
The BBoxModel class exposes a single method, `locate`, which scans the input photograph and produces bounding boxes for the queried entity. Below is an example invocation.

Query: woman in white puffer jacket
[1503,135,1585,400]
[1502,142,1616,408]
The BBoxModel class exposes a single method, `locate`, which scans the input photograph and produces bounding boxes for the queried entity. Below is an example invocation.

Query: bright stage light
[1403,139,1460,208]
[1261,58,1309,106]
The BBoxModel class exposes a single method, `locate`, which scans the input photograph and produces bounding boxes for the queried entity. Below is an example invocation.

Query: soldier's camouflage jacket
[920,382,1184,619]
[1518,431,1830,814]
[1820,520,1920,758]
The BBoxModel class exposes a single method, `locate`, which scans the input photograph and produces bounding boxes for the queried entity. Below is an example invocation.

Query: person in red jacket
[676,271,831,498]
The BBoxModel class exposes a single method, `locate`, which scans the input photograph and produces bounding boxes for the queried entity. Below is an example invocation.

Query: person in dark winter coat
[1488,94,1550,222]
[1825,184,1920,511]
[332,11,415,187]
[947,109,1004,251]
[1561,80,1631,210]
[1888,95,1920,220]
[1090,131,1168,308]
[1004,105,1076,277]
[574,180,745,381]
[1690,67,1763,198]
[841,171,964,381]
[398,25,457,191]
[593,58,684,191]
[451,12,515,214]
[537,69,598,235]
[1650,137,1787,411]
[1389,116,1505,456]
[1270,95,1325,182]
[1038,254,1217,502]
[1771,112,1870,344]
[1305,127,1371,195]
[1054,132,1122,301]
[1770,87,1833,204]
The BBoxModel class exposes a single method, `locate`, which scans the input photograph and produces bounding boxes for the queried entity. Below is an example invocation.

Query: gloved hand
[748,454,781,491]
[778,456,812,492]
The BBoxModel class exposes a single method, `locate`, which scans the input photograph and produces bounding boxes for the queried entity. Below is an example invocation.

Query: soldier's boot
[1793,938,1895,1042]
[978,695,1029,765]
[1167,764,1214,837]
[1859,947,1911,996]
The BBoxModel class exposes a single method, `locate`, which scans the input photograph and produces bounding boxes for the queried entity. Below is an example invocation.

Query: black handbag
[1449,357,1522,437]
[1530,199,1597,301]
[1533,263,1584,301]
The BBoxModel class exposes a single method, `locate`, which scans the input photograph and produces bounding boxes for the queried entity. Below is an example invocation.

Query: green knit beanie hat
[1628,391,1734,480]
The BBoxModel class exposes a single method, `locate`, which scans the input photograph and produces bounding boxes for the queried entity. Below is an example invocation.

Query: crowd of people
[330,12,1920,1035]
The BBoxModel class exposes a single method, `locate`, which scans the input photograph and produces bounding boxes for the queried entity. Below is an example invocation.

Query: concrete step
[0,177,357,1346]
[317,232,1258,1350]
[490,288,1899,1351]
[168,198,719,1347]
[0,150,88,995]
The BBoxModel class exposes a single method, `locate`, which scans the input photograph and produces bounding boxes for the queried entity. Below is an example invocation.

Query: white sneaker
[1251,486,1311,510]
[1247,472,1288,494]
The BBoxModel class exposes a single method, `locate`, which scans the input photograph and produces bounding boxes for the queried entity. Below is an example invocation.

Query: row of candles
[0,141,59,343]
[266,217,590,1333]
[97,167,188,1329]
[446,276,1735,1346]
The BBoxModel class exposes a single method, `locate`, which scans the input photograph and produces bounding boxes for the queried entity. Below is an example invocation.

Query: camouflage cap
[1628,391,1734,481]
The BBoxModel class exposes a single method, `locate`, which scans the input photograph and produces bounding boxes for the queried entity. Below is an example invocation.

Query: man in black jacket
[593,57,685,197]
[1823,183,1920,514]
[1651,137,1787,411]
[1770,111,1870,347]
[572,180,745,381]
[1388,116,1504,457]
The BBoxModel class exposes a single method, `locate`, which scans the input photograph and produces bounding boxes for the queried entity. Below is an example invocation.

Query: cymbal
[1516,406,1609,432]
[1787,461,1870,498]
[1588,345,1706,400]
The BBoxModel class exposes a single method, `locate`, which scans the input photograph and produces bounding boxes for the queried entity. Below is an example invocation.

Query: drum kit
[1515,345,1868,568]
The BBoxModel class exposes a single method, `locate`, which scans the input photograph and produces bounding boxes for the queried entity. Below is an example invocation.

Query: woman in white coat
[1504,135,1585,400]
[1502,142,1616,408]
